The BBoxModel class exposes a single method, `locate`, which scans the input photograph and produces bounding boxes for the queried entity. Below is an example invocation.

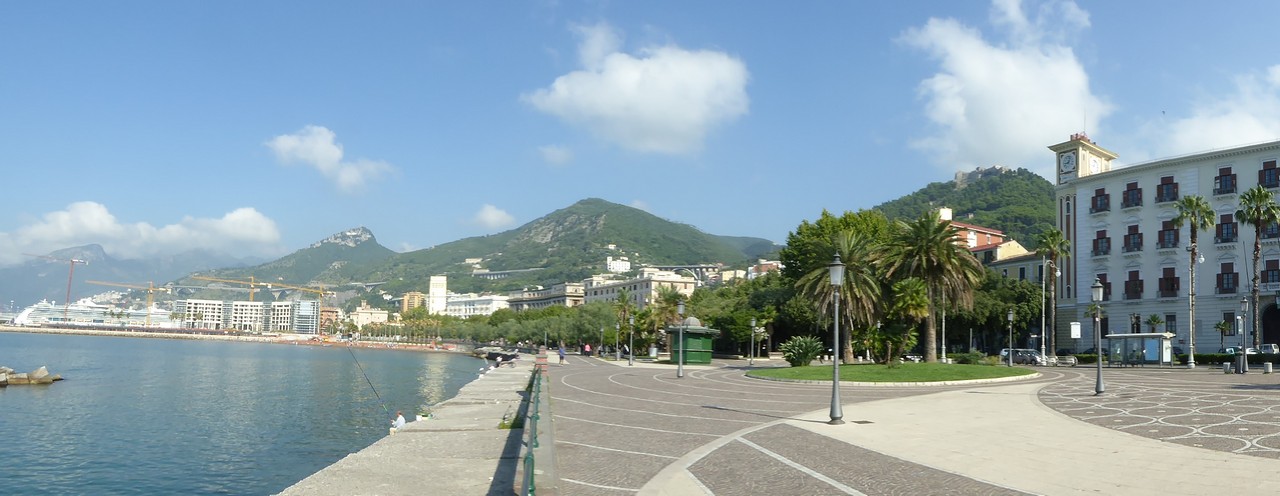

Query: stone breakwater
[0,365,63,386]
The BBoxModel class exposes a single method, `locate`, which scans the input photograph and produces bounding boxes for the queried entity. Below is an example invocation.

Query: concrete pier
[280,357,537,496]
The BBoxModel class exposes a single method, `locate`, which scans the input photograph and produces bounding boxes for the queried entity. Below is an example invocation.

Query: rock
[31,366,48,380]
[0,372,7,386]
[0,366,13,374]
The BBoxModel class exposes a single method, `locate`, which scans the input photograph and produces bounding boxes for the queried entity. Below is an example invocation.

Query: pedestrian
[390,410,406,435]
[558,345,566,365]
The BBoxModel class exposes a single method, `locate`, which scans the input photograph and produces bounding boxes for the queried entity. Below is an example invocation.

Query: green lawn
[748,362,1037,382]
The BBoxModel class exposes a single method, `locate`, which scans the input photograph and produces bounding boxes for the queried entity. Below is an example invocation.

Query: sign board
[1070,321,1081,339]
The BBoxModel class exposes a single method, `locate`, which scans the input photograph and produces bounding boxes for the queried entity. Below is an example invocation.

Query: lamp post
[628,315,635,366]
[1006,309,1014,367]
[677,300,685,379]
[1187,244,1203,368]
[1040,256,1046,360]
[599,326,604,357]
[828,253,845,425]
[749,317,757,366]
[615,322,621,361]
[1092,277,1105,395]
[1238,296,1249,374]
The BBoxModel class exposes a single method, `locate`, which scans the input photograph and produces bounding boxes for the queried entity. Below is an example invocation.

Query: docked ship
[13,298,175,328]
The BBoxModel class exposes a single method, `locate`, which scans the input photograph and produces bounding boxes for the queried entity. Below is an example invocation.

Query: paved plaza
[548,355,1280,495]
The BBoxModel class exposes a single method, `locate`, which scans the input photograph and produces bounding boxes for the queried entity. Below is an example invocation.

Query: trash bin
[1224,362,1232,374]
[1266,362,1273,374]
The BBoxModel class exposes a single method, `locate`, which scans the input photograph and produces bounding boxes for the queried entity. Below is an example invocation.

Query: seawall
[279,355,537,496]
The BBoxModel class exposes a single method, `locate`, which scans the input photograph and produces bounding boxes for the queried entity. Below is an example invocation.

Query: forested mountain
[874,167,1054,248]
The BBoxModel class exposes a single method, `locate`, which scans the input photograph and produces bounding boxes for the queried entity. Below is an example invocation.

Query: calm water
[0,332,484,495]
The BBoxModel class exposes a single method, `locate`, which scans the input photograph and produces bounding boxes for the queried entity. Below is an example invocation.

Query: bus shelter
[1103,332,1176,367]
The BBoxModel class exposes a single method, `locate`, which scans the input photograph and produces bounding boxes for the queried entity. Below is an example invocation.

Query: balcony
[1217,285,1238,295]
[1123,243,1143,253]
[1216,235,1238,244]
[1090,204,1110,214]
[1263,179,1280,189]
[1159,289,1178,298]
[1155,193,1178,203]
[1157,239,1179,249]
[1092,248,1111,257]
[1123,291,1142,300]
[1214,183,1237,195]
[1121,197,1143,208]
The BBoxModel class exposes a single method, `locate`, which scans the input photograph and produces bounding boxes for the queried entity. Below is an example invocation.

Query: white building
[428,275,448,315]
[175,298,320,334]
[1052,133,1280,354]
[583,267,697,310]
[606,256,631,273]
[351,301,390,329]
[444,293,510,318]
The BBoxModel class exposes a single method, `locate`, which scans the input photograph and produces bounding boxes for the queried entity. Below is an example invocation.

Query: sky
[5,1,1280,266]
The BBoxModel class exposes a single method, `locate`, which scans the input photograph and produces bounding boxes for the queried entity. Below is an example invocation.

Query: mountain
[177,227,395,294]
[345,198,779,296]
[0,245,263,308]
[873,167,1055,249]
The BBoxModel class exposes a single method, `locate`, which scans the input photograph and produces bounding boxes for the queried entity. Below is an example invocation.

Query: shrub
[950,352,985,365]
[780,335,825,367]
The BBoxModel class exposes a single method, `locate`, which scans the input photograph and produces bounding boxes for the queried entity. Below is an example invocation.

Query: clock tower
[1049,132,1118,185]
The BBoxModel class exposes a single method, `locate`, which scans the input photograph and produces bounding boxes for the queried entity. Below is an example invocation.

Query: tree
[795,230,882,363]
[1172,194,1215,365]
[1035,228,1069,356]
[1235,185,1280,348]
[886,278,928,367]
[1216,320,1232,349]
[882,211,985,362]
[1145,314,1165,333]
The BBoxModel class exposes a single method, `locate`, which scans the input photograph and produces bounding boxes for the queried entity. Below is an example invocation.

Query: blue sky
[4,1,1280,266]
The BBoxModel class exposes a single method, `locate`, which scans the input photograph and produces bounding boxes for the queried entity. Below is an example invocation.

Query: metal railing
[521,356,545,495]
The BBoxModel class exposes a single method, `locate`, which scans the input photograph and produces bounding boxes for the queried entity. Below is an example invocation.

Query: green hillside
[874,167,1054,248]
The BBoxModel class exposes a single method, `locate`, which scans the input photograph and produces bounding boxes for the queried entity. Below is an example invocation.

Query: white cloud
[472,204,516,230]
[901,0,1109,177]
[538,144,575,165]
[0,202,283,266]
[1145,65,1280,157]
[523,22,750,154]
[266,125,394,193]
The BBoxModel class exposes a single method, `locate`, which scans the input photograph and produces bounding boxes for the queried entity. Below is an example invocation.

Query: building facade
[583,267,697,311]
[508,283,585,312]
[1053,133,1280,353]
[443,294,510,318]
[401,291,426,313]
[175,298,321,334]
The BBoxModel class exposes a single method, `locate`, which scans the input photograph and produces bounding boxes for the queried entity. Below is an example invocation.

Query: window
[1158,267,1179,298]
[1124,270,1143,300]
[1097,273,1112,301]
[1165,314,1177,334]
[1092,230,1111,256]
[1265,222,1280,239]
[1224,312,1238,336]
[1156,176,1179,203]
[1217,214,1238,243]
[1157,220,1179,248]
[1215,167,1237,194]
[1122,182,1143,208]
[1261,160,1280,188]
[1217,263,1239,294]
[1090,188,1110,213]
[1019,267,1026,280]
[1123,225,1143,252]
[1264,260,1280,284]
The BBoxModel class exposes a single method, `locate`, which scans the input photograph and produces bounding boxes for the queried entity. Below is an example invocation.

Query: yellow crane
[85,280,169,327]
[192,275,259,301]
[257,280,330,300]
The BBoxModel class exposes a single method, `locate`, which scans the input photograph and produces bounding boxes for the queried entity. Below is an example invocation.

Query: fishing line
[347,345,390,415]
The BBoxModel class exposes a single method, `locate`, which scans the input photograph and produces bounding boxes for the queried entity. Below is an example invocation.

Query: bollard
[1224,362,1232,374]
[1266,362,1274,374]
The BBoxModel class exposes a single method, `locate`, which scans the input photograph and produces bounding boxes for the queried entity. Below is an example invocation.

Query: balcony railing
[1217,286,1238,294]
[1092,248,1111,256]
[1263,179,1280,189]
[1123,291,1142,300]
[1216,235,1238,244]
[1090,204,1110,214]
[1157,239,1179,249]
[1121,197,1142,208]
[1159,289,1178,298]
[1122,243,1143,253]
[1156,193,1178,203]
[1214,185,1237,195]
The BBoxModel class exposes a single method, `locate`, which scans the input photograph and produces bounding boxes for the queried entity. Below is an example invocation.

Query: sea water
[0,332,483,495]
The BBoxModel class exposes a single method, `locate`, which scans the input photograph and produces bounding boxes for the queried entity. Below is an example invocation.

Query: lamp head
[750,318,756,327]
[1007,310,1014,322]
[828,253,845,286]
[1241,296,1248,312]
[678,300,684,316]
[1090,277,1103,303]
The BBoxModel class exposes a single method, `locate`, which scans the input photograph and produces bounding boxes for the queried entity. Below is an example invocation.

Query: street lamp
[677,300,685,379]
[1238,295,1249,374]
[615,322,621,361]
[628,315,635,366]
[749,317,757,366]
[1006,309,1014,367]
[828,253,845,425]
[1187,243,1204,369]
[1092,277,1105,395]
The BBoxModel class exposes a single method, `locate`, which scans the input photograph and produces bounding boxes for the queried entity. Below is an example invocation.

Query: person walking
[558,345,566,365]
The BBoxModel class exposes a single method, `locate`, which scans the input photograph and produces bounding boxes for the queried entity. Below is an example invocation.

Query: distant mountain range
[4,173,1054,310]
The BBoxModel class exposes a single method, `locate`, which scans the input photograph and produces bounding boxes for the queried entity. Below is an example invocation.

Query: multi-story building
[748,259,783,280]
[444,293,510,318]
[1052,133,1280,353]
[606,256,631,273]
[402,291,426,313]
[583,267,697,311]
[428,276,448,315]
[351,300,389,329]
[508,283,585,312]
[175,298,321,334]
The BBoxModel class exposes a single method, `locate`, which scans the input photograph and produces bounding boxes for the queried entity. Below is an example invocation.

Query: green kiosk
[668,316,720,364]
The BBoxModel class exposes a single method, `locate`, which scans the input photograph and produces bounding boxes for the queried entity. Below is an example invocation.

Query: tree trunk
[924,286,938,363]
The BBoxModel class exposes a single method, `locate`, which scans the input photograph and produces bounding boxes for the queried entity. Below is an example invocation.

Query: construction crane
[23,253,89,321]
[192,275,259,301]
[85,280,169,327]
[257,280,330,301]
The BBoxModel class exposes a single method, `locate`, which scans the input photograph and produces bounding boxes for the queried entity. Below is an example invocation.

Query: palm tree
[1035,228,1070,356]
[882,211,985,362]
[1145,314,1165,333]
[1172,194,1215,366]
[886,277,928,366]
[796,229,882,363]
[1236,185,1280,348]
[1215,320,1232,350]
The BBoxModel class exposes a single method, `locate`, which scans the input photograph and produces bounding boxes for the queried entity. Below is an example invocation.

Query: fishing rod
[346,345,390,415]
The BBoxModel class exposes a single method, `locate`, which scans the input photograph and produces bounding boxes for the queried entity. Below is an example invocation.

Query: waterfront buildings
[1052,133,1280,353]
[174,298,320,333]
[508,283,584,311]
[401,291,426,313]
[582,267,697,311]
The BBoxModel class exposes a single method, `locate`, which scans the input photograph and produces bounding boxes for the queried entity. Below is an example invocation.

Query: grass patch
[748,362,1036,382]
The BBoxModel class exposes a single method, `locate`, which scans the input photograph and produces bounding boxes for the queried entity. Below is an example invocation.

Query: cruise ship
[13,298,175,328]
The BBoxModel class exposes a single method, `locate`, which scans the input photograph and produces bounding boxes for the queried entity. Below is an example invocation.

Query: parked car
[1001,348,1045,365]
[1219,347,1259,355]
[1259,344,1279,354]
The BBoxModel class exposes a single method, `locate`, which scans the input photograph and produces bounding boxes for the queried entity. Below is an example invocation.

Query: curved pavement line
[746,370,1043,387]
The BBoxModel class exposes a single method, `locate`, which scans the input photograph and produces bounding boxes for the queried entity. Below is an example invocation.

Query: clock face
[1089,157,1102,173]
[1059,152,1077,173]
